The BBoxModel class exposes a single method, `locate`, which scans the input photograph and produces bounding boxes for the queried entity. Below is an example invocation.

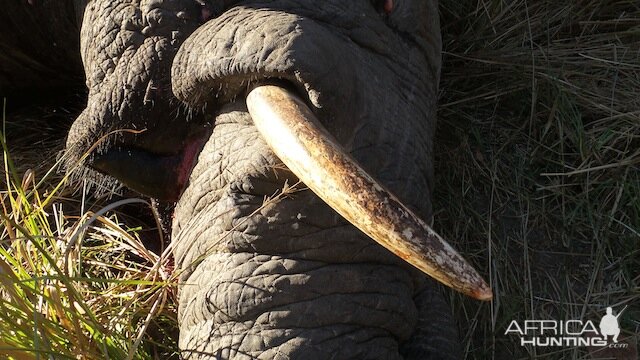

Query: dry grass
[0,102,179,359]
[435,0,639,358]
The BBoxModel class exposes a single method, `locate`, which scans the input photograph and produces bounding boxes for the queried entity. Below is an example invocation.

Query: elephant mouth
[91,134,208,202]
[242,83,492,301]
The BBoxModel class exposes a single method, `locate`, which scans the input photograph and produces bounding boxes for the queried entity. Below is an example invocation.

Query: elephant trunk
[172,105,409,358]
[171,101,463,358]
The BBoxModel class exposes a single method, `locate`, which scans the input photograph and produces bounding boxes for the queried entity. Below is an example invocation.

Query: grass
[1,1,639,359]
[0,103,179,359]
[435,0,639,358]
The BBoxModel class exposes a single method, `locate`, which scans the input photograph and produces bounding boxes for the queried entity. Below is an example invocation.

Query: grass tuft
[0,104,178,359]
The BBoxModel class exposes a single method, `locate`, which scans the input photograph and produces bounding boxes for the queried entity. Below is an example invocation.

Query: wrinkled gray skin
[11,0,461,358]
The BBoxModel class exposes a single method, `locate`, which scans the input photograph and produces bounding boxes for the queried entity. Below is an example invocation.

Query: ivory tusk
[246,85,492,301]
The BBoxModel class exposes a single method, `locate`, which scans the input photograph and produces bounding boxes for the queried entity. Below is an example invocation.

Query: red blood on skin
[176,135,208,196]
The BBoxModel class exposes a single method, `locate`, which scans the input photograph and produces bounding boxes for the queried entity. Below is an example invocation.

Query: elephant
[4,1,492,358]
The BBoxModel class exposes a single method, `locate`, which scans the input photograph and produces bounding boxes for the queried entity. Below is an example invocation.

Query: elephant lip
[90,132,208,201]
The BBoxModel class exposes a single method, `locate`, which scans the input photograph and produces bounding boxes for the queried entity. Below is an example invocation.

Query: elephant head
[66,0,491,358]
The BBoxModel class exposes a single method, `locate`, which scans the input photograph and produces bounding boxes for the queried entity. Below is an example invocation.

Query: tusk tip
[471,284,493,301]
